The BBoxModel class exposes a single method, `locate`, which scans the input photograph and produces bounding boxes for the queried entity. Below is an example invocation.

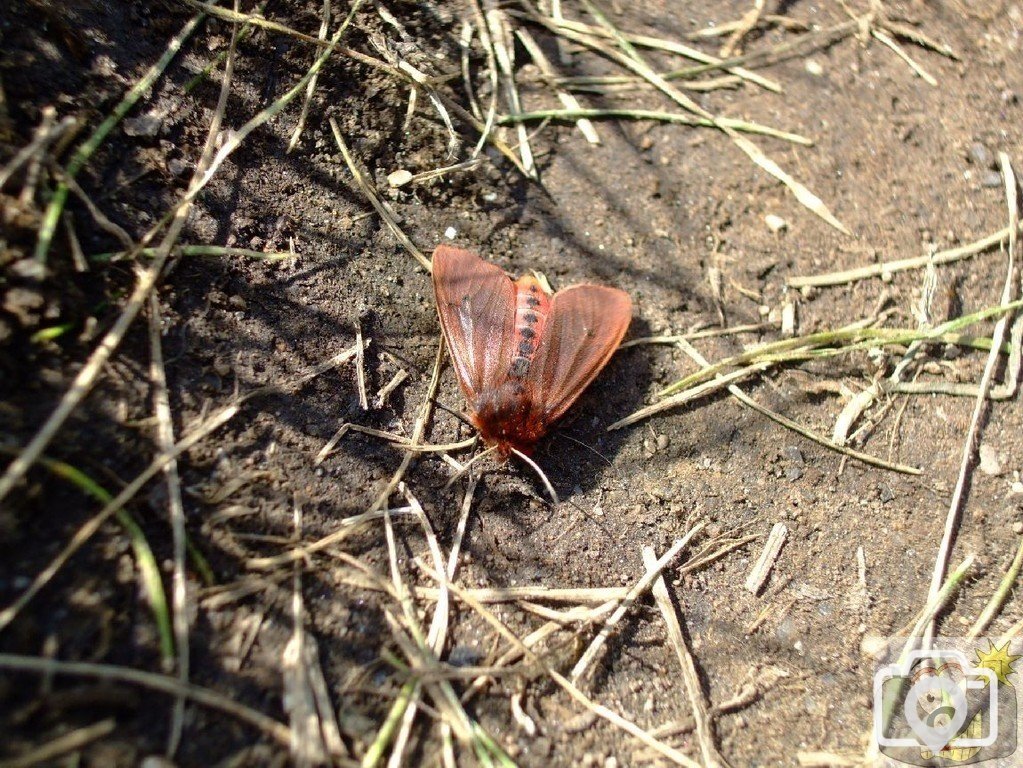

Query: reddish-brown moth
[432,244,632,458]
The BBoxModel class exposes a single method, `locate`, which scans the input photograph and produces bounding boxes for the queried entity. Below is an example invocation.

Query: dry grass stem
[376,369,410,408]
[922,157,1019,651]
[571,525,705,684]
[147,292,189,756]
[0,718,116,768]
[500,107,813,145]
[329,117,430,270]
[245,506,415,571]
[744,522,788,595]
[642,547,725,768]
[786,221,1023,288]
[540,14,782,92]
[872,28,937,86]
[367,339,445,513]
[283,503,347,766]
[441,579,702,767]
[485,8,536,176]
[616,337,921,474]
[0,654,293,748]
[621,322,775,348]
[355,324,370,410]
[515,27,600,144]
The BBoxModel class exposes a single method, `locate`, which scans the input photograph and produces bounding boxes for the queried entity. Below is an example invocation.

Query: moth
[432,245,632,458]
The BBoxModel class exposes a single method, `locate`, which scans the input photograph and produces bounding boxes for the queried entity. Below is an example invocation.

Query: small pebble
[655,434,670,451]
[805,59,824,76]
[387,169,412,188]
[981,170,1003,188]
[785,465,803,481]
[878,484,895,504]
[167,158,189,177]
[1012,521,1023,535]
[765,213,788,232]
[967,142,993,168]
[444,226,457,239]
[979,444,1004,476]
[783,446,804,465]
[123,113,163,137]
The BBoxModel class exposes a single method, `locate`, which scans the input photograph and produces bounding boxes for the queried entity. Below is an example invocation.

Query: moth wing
[432,245,517,404]
[526,284,632,425]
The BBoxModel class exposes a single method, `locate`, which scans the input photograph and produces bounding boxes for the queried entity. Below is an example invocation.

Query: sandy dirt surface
[2,1,1023,765]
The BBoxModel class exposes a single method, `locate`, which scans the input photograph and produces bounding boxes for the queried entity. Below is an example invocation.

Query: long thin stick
[571,526,704,683]
[643,546,725,768]
[786,221,1023,288]
[922,156,1019,648]
[0,654,292,747]
[148,292,190,757]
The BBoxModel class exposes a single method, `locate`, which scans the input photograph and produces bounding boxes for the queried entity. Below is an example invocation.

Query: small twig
[355,324,370,410]
[643,547,725,768]
[872,28,937,86]
[744,522,787,595]
[0,654,292,747]
[0,718,116,768]
[148,292,189,757]
[571,526,704,683]
[922,155,1018,649]
[786,221,1023,288]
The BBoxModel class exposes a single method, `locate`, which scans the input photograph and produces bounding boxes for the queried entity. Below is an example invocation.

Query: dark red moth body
[432,245,632,456]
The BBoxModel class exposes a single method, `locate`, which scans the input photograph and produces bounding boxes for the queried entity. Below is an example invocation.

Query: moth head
[472,381,547,457]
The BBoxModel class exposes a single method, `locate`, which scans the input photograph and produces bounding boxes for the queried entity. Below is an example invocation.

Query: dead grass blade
[0,654,294,749]
[0,3,347,504]
[329,117,430,270]
[786,221,1023,288]
[642,546,725,768]
[570,526,704,683]
[33,12,204,265]
[147,291,190,757]
[0,347,359,633]
[921,154,1019,649]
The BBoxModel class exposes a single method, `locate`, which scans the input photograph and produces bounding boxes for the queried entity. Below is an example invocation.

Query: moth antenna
[430,397,475,428]
[445,444,497,489]
[510,448,560,506]
[556,431,612,467]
